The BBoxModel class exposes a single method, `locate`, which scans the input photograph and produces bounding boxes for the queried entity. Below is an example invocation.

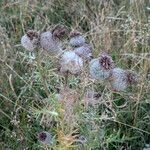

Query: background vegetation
[0,0,149,149]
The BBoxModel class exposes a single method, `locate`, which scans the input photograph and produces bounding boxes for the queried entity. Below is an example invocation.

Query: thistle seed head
[125,70,138,85]
[26,30,38,40]
[21,30,39,51]
[110,68,127,91]
[74,44,93,61]
[89,55,113,80]
[69,31,85,47]
[52,25,68,39]
[99,52,114,71]
[40,31,62,55]
[38,131,52,145]
[59,51,83,75]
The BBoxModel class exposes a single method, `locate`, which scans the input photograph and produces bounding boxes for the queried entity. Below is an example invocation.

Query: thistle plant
[38,131,52,145]
[21,30,39,51]
[69,31,86,47]
[40,25,68,55]
[59,51,83,76]
[109,68,127,91]
[89,52,115,80]
[109,68,138,91]
[74,43,93,61]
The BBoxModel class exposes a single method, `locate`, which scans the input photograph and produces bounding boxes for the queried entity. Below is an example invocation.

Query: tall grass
[0,0,149,149]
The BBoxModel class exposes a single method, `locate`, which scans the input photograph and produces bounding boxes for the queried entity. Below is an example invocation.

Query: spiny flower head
[89,52,114,80]
[69,30,85,47]
[40,30,62,55]
[109,68,127,91]
[38,131,52,145]
[59,51,83,75]
[52,25,68,39]
[74,43,93,61]
[99,52,114,71]
[21,30,39,51]
[125,70,138,85]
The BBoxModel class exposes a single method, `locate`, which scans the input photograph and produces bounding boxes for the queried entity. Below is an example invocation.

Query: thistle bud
[59,51,83,75]
[38,131,52,145]
[74,43,93,61]
[89,52,114,80]
[69,31,85,47]
[21,30,39,51]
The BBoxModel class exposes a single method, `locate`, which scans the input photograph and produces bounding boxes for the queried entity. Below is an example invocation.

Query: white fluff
[21,34,38,51]
[69,35,85,47]
[40,31,62,55]
[74,44,93,60]
[89,59,111,80]
[110,68,127,91]
[60,51,83,75]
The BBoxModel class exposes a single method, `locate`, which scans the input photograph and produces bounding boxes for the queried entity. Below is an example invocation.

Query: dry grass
[0,0,150,149]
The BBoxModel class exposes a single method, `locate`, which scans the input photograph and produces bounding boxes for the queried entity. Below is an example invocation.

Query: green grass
[0,0,150,150]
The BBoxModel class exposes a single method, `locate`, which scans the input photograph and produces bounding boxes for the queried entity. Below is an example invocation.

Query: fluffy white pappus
[59,51,83,75]
[21,32,38,51]
[40,31,62,55]
[74,44,93,61]
[38,131,52,145]
[89,59,111,80]
[69,35,86,47]
[110,68,127,91]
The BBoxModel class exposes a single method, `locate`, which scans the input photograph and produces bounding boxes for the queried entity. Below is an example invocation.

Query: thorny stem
[64,71,69,86]
[36,51,50,97]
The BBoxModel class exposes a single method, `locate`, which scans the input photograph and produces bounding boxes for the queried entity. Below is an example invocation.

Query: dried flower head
[40,30,62,55]
[38,131,52,145]
[57,87,78,126]
[99,52,114,70]
[125,70,138,85]
[89,52,114,80]
[110,68,138,92]
[21,30,39,51]
[74,43,93,61]
[69,31,85,47]
[109,68,127,91]
[52,25,68,39]
[59,51,83,75]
